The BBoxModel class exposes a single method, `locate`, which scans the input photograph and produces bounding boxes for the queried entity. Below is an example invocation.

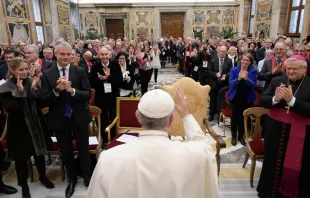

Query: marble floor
[0,63,261,197]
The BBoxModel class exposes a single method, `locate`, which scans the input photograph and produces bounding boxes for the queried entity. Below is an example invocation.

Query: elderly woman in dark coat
[117,52,134,97]
[0,57,54,198]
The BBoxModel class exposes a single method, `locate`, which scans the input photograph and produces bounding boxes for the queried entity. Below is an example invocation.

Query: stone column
[0,2,5,43]
[269,0,281,39]
[238,0,244,36]
[184,9,191,37]
[301,0,309,39]
[155,8,161,38]
[50,0,60,40]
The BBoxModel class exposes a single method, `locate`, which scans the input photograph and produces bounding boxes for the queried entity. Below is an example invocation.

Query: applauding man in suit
[41,41,91,198]
[207,46,232,121]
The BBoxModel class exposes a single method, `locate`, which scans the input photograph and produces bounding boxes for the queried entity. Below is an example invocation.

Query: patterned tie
[276,59,282,66]
[219,57,224,73]
[61,68,72,118]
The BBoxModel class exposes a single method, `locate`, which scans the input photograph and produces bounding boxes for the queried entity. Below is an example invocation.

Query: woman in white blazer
[150,44,161,83]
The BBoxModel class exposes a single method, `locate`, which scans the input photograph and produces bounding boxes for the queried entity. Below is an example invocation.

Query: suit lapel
[68,65,74,82]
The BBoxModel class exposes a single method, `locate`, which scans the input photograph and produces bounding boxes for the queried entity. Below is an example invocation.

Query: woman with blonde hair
[0,57,54,198]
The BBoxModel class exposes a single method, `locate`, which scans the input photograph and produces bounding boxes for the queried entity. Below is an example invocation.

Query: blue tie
[61,68,72,118]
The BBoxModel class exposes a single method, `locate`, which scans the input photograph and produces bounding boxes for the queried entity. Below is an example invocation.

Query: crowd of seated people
[0,34,309,197]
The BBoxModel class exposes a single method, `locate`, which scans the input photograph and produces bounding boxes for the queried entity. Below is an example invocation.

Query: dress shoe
[40,176,55,189]
[208,115,214,121]
[22,185,31,198]
[231,137,237,146]
[84,179,90,187]
[239,137,246,146]
[0,183,18,194]
[66,181,77,198]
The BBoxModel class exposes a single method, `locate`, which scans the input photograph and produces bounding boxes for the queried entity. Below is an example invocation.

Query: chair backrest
[243,107,269,140]
[116,97,142,131]
[224,90,230,105]
[162,77,211,137]
[41,106,102,139]
[252,90,261,106]
[89,89,96,106]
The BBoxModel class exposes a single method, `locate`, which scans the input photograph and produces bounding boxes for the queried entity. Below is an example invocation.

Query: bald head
[83,51,92,60]
[218,46,227,58]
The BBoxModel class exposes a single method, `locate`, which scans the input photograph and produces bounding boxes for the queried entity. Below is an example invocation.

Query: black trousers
[230,100,251,138]
[54,117,90,182]
[152,69,158,82]
[209,83,223,116]
[160,57,166,68]
[198,69,208,85]
[101,107,116,143]
[139,69,149,95]
[15,155,45,186]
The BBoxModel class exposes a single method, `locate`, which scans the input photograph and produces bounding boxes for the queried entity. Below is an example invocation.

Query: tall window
[32,0,44,42]
[249,0,256,36]
[287,0,305,36]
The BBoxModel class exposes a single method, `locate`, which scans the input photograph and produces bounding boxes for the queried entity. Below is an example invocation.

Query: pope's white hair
[54,41,72,53]
[285,57,307,68]
[138,111,172,130]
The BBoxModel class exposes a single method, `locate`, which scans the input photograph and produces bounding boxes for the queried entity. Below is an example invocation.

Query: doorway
[105,19,124,39]
[161,13,184,38]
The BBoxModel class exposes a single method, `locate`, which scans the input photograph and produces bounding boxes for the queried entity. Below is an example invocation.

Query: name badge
[193,66,199,72]
[203,61,208,68]
[168,46,170,49]
[163,52,165,55]
[135,68,139,74]
[186,51,190,56]
[104,83,112,93]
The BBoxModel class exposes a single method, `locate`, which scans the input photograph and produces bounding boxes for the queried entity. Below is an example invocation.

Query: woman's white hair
[285,57,307,68]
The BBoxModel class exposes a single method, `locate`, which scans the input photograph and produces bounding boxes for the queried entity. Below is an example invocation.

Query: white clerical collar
[138,130,169,139]
[57,63,70,71]
[101,61,109,67]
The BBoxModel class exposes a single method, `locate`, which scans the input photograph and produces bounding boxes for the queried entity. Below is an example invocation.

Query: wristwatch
[54,87,61,93]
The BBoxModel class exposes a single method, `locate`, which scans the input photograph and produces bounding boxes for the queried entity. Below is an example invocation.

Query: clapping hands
[274,83,293,103]
[238,70,248,80]
[56,76,73,94]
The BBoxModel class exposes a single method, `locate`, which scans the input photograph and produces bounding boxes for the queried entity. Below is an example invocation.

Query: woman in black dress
[117,52,134,97]
[0,57,54,198]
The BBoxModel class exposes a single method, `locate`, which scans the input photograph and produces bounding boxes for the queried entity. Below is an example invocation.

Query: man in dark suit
[70,50,88,75]
[89,46,122,146]
[258,42,286,93]
[207,46,232,121]
[42,47,55,71]
[0,49,15,80]
[75,40,87,58]
[41,41,91,198]
[255,38,273,63]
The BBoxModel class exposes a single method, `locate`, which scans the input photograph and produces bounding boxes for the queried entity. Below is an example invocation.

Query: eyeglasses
[295,50,305,53]
[241,59,250,62]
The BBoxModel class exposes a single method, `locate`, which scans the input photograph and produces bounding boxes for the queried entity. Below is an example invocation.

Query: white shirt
[101,61,110,68]
[257,59,266,88]
[87,114,219,198]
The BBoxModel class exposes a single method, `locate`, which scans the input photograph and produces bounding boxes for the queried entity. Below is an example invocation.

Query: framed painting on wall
[7,22,31,44]
[3,0,28,19]
[57,5,69,25]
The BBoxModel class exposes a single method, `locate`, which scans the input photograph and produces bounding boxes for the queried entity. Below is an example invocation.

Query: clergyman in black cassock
[257,56,310,198]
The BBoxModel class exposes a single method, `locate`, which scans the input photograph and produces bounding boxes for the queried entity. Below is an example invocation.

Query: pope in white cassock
[87,88,219,198]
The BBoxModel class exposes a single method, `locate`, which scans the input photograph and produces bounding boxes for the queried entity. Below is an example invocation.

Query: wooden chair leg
[216,144,221,176]
[27,158,34,183]
[250,157,256,188]
[222,116,226,137]
[242,152,250,168]
[48,154,52,165]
